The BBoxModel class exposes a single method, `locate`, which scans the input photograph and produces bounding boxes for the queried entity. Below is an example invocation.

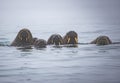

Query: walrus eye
[75,37,78,43]
[67,37,70,44]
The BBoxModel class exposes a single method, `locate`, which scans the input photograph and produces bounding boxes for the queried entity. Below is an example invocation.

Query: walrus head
[11,28,33,46]
[47,34,64,45]
[64,31,78,44]
[34,39,47,48]
[91,36,112,45]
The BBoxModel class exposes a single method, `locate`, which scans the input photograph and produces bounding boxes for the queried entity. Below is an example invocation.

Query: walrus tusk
[67,37,70,44]
[20,37,22,40]
[75,37,78,43]
[59,42,60,45]
[26,38,28,41]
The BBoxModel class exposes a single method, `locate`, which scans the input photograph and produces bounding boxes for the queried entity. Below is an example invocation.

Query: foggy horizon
[0,0,120,27]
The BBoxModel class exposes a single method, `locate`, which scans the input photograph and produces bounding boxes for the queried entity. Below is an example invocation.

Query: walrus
[32,37,38,45]
[11,28,33,46]
[91,36,112,45]
[34,39,47,48]
[63,31,78,44]
[47,34,64,45]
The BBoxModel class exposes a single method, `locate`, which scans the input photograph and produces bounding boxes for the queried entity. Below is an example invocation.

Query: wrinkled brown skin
[32,37,38,45]
[34,39,47,48]
[47,34,64,45]
[91,36,112,45]
[11,28,33,46]
[63,31,78,44]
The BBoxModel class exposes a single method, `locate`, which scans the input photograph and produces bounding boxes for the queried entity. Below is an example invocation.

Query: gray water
[1,0,120,83]
[0,24,120,83]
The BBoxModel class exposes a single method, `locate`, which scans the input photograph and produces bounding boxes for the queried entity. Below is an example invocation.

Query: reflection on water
[0,25,120,83]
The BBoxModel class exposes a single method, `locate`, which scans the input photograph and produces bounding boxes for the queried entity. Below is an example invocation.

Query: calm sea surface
[0,24,120,83]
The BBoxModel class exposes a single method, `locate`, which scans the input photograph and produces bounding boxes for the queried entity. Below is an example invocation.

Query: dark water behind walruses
[0,24,120,83]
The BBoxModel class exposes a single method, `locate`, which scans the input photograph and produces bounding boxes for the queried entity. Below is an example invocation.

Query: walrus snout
[67,36,78,44]
[91,36,112,45]
[18,30,30,42]
[63,31,78,44]
[52,35,62,45]
[47,34,64,45]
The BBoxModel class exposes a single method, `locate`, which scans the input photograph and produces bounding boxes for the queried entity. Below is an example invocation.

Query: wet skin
[47,34,64,45]
[91,36,112,45]
[34,39,47,48]
[11,28,33,46]
[63,31,78,44]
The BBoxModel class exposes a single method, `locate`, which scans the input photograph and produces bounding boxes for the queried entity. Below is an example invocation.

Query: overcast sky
[0,0,120,26]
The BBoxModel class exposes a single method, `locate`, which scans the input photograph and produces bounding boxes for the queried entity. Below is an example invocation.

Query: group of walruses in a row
[11,28,113,48]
